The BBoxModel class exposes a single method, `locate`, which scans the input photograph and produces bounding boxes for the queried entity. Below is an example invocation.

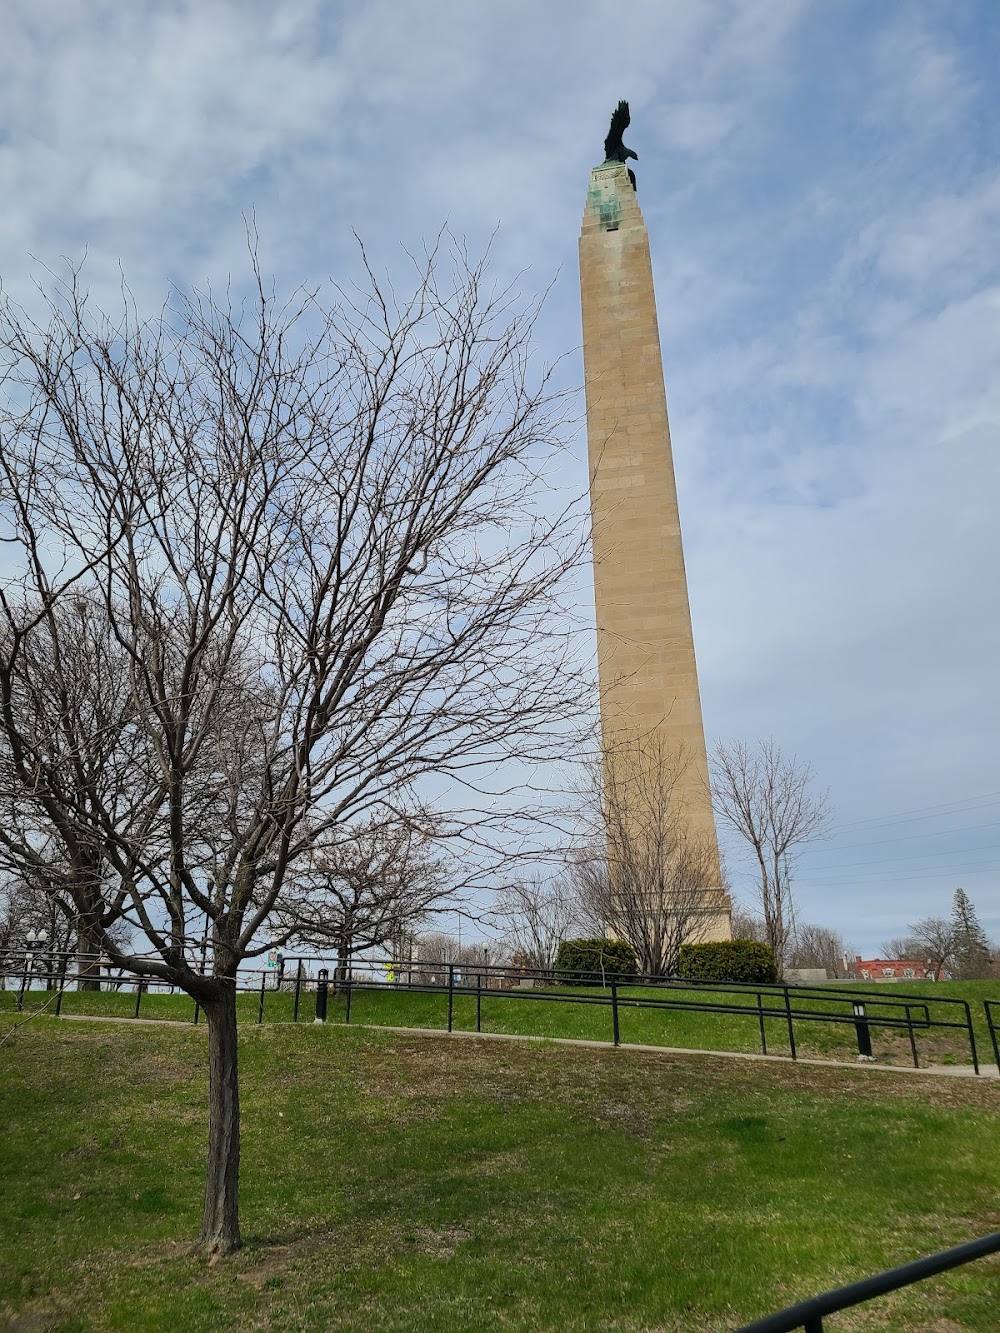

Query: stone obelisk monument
[580,103,730,940]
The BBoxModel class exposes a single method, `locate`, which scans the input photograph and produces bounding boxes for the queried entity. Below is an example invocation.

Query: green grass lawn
[1,1013,999,1331]
[4,975,997,1069]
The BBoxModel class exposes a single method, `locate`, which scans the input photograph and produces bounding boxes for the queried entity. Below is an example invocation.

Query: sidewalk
[53,1012,1000,1079]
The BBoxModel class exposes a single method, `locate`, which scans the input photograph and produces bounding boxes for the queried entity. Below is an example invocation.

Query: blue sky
[2,0,998,953]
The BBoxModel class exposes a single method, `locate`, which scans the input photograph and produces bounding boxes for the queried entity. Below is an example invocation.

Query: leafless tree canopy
[0,599,144,985]
[787,922,847,977]
[881,935,925,961]
[711,739,829,969]
[574,737,722,977]
[900,917,957,979]
[492,874,583,972]
[0,241,587,1253]
[884,902,997,980]
[274,815,452,967]
[729,904,767,943]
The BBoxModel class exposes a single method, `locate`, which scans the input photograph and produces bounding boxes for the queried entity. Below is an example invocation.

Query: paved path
[51,1012,1000,1080]
[350,1023,1000,1079]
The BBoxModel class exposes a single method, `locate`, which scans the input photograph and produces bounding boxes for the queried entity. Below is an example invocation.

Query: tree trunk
[197,984,241,1255]
[76,918,102,991]
[334,934,350,993]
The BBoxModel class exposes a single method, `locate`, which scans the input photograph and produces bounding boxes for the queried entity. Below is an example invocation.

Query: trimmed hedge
[679,940,778,985]
[556,937,638,985]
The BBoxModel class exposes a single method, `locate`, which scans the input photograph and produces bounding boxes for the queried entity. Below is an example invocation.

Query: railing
[732,1230,1000,1331]
[984,998,1000,1071]
[329,959,985,1073]
[4,951,991,1074]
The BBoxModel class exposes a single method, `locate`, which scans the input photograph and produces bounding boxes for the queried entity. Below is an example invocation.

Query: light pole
[18,929,48,1008]
[26,929,48,983]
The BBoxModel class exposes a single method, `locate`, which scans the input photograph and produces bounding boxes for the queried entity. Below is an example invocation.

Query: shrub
[679,940,778,985]
[556,937,638,985]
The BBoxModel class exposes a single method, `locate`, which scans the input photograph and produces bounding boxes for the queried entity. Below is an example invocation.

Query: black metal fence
[333,960,988,1072]
[984,998,1000,1071]
[2,950,995,1074]
[732,1229,1000,1331]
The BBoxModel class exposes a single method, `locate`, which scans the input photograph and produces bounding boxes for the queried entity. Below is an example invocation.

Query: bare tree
[0,877,33,956]
[574,737,724,977]
[730,904,767,942]
[904,917,958,980]
[415,929,461,970]
[276,815,452,980]
[881,935,924,961]
[711,739,829,969]
[492,874,582,973]
[0,600,146,987]
[0,241,586,1254]
[0,874,73,988]
[788,923,847,977]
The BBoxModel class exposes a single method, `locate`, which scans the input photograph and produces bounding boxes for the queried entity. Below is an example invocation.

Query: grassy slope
[1,1015,999,1332]
[4,976,997,1068]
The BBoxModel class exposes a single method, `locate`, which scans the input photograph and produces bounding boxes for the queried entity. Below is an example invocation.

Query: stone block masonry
[580,162,731,941]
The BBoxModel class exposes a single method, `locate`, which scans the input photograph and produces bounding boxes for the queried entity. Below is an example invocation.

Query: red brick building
[852,956,937,982]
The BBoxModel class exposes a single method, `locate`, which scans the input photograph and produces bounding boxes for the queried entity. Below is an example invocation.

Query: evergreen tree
[951,889,991,979]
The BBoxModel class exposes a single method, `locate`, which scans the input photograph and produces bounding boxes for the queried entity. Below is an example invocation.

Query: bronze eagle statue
[603,100,637,189]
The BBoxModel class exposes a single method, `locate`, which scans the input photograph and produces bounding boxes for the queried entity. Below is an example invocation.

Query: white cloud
[868,11,977,132]
[0,0,996,947]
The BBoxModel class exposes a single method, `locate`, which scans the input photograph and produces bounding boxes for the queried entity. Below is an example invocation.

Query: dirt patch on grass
[0,1313,68,1332]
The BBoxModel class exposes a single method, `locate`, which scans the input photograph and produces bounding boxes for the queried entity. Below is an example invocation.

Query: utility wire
[830,792,1000,834]
[803,861,998,887]
[805,843,999,872]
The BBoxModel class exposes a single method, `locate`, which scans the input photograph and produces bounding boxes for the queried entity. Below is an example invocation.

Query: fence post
[783,985,797,1060]
[193,997,200,1025]
[853,1000,874,1060]
[903,1005,920,1067]
[315,968,329,1023]
[54,955,68,1017]
[345,967,353,1024]
[293,960,303,1023]
[17,954,29,1011]
[447,964,455,1033]
[134,979,145,1018]
[757,991,767,1055]
[476,971,482,1033]
[962,1000,980,1075]
[986,1001,1000,1072]
[257,970,267,1025]
[611,976,620,1046]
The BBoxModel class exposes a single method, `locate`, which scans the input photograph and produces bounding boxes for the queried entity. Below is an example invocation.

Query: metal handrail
[733,1230,1000,1331]
[2,952,992,1073]
[984,999,1000,1071]
[330,962,983,1071]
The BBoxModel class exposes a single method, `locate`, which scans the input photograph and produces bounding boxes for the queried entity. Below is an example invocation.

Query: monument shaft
[580,162,729,933]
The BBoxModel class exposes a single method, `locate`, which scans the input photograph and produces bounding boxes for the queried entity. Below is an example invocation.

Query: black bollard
[315,967,329,1024]
[853,1000,874,1060]
[293,960,303,1023]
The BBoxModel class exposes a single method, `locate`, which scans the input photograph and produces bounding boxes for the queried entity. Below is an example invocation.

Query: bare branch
[711,739,829,968]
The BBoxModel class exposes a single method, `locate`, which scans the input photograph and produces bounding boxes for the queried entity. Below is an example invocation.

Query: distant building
[852,956,937,982]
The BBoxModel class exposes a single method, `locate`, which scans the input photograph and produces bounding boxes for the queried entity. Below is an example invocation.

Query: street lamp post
[18,929,48,1009]
[26,929,47,975]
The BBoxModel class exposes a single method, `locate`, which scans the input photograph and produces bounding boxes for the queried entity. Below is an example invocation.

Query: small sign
[266,949,283,971]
